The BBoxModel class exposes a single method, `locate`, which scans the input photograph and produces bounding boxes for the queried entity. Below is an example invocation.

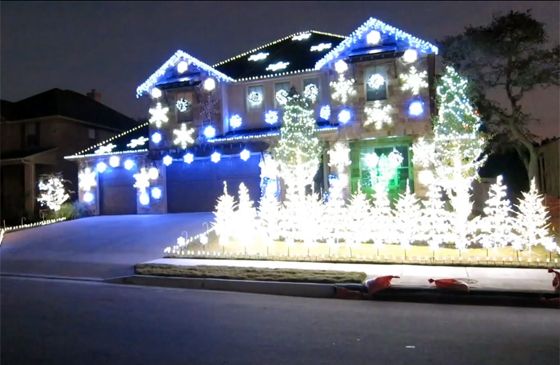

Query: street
[2,275,559,365]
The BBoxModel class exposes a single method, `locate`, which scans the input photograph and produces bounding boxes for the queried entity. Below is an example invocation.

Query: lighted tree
[370,187,395,246]
[420,184,450,251]
[345,187,371,245]
[476,175,517,249]
[514,179,558,252]
[393,183,422,250]
[37,173,70,212]
[233,182,257,244]
[213,181,236,244]
[258,193,282,241]
[322,190,347,244]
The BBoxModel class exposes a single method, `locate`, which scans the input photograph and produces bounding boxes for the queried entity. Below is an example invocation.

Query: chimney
[86,89,102,102]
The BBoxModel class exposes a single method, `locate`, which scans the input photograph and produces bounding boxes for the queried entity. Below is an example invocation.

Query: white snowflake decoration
[229,114,242,129]
[94,143,116,155]
[248,52,269,61]
[310,43,332,52]
[304,84,319,103]
[364,101,393,129]
[400,66,428,95]
[78,167,97,192]
[248,91,263,106]
[292,32,311,41]
[176,98,191,113]
[319,105,331,120]
[266,61,290,72]
[330,75,356,104]
[172,123,195,149]
[275,89,288,106]
[367,73,385,90]
[127,137,149,149]
[149,102,169,128]
[265,110,279,125]
[328,142,351,170]
[133,168,151,191]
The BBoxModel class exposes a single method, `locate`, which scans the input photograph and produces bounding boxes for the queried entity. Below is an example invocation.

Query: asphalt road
[0,213,212,278]
[2,276,559,365]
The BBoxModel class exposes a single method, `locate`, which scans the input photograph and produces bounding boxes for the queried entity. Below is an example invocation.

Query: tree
[514,179,557,252]
[345,188,371,245]
[420,184,450,251]
[233,182,257,244]
[393,183,422,250]
[440,10,560,182]
[212,181,236,244]
[258,193,282,241]
[37,173,70,212]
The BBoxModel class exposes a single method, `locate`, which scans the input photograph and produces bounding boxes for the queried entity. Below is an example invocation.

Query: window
[274,82,290,108]
[303,78,320,104]
[247,85,264,110]
[365,65,389,101]
[88,128,96,140]
[25,122,39,147]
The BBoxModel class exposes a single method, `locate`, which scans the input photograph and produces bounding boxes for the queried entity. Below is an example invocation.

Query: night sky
[2,1,558,138]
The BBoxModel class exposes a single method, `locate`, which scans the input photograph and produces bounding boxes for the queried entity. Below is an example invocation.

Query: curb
[107,275,559,308]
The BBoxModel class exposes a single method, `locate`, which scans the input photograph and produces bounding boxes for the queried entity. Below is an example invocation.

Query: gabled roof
[315,17,439,70]
[136,50,235,98]
[213,31,346,81]
[1,88,138,131]
[66,122,149,159]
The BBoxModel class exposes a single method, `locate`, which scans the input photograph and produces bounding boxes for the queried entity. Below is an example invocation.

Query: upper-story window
[365,65,389,102]
[175,92,194,122]
[24,122,39,148]
[303,78,320,104]
[247,85,264,111]
[274,82,290,108]
[88,128,96,140]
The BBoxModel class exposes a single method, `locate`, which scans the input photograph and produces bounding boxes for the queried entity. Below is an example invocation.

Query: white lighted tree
[258,193,282,241]
[514,179,557,252]
[37,173,70,212]
[345,187,371,245]
[370,187,395,246]
[420,184,450,251]
[213,182,237,245]
[393,183,422,249]
[233,182,257,244]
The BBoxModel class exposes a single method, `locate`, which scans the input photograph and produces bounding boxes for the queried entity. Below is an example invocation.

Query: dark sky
[2,1,559,138]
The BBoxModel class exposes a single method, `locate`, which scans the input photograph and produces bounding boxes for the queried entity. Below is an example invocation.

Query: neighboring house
[66,17,438,215]
[537,137,560,231]
[0,88,139,224]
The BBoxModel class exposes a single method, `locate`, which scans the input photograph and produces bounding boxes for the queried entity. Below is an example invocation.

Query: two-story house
[1,88,139,224]
[66,17,438,216]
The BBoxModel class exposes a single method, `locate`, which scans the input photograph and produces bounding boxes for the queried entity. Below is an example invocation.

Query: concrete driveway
[0,213,212,279]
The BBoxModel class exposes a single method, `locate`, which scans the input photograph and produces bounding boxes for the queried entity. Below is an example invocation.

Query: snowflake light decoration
[133,168,151,191]
[176,98,191,112]
[367,73,385,90]
[94,143,116,155]
[328,142,351,170]
[364,101,393,129]
[400,66,428,95]
[78,167,96,192]
[149,102,169,128]
[292,32,311,41]
[310,43,332,52]
[173,123,195,149]
[330,75,356,104]
[266,61,290,72]
[275,89,288,106]
[304,84,319,103]
[265,110,279,125]
[319,105,331,120]
[229,114,242,129]
[127,137,149,149]
[248,52,269,61]
[248,91,263,106]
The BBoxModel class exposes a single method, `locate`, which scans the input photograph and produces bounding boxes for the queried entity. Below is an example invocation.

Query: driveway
[0,213,212,279]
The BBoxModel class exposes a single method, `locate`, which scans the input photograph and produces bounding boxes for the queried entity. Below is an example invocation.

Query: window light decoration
[83,191,95,203]
[275,89,289,106]
[265,110,279,125]
[248,52,269,61]
[151,187,163,200]
[364,101,393,129]
[367,73,385,90]
[149,102,169,128]
[337,109,352,124]
[139,190,150,206]
[247,91,263,106]
[266,61,290,72]
[203,125,216,139]
[176,98,191,112]
[94,143,116,155]
[211,151,221,163]
[151,131,162,144]
[292,32,311,41]
[315,17,439,70]
[183,152,194,164]
[162,155,173,166]
[334,60,348,74]
[229,114,243,129]
[400,66,428,95]
[203,77,216,91]
[150,88,162,98]
[303,84,319,103]
[124,159,135,170]
[408,100,425,117]
[78,167,97,192]
[310,43,332,52]
[96,161,107,173]
[176,60,189,74]
[366,30,382,45]
[319,105,331,120]
[173,123,195,149]
[109,156,120,168]
[330,75,356,104]
[148,167,159,180]
[240,149,251,161]
[127,136,149,148]
[402,49,418,63]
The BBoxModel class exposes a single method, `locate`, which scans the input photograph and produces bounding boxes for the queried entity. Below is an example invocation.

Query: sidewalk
[143,258,557,294]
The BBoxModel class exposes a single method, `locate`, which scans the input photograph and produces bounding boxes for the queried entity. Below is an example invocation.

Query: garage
[166,154,262,212]
[99,168,137,215]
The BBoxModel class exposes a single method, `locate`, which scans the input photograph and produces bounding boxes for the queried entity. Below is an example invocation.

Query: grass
[135,263,367,284]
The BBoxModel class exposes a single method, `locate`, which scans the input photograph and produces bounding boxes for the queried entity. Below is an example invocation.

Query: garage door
[99,168,137,215]
[166,154,261,212]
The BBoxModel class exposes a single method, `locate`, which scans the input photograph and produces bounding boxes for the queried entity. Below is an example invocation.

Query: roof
[67,122,149,159]
[1,88,139,131]
[1,147,57,161]
[315,17,439,70]
[213,31,346,81]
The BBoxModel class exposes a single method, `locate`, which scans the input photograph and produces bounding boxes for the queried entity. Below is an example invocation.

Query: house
[537,137,560,231]
[66,17,438,215]
[0,88,139,224]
